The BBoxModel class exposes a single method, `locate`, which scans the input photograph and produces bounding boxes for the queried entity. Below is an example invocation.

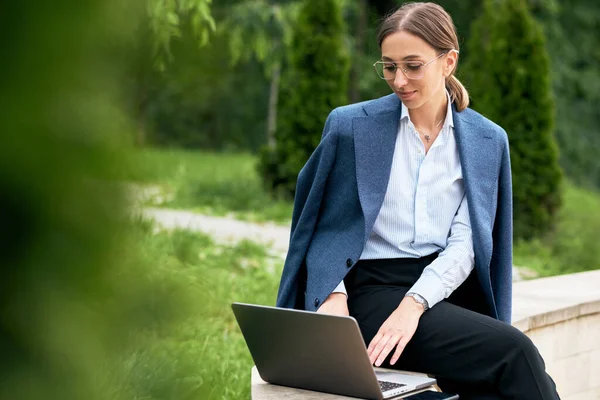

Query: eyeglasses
[373,50,454,80]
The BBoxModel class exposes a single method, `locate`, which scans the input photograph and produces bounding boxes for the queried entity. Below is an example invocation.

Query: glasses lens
[375,62,425,80]
[402,62,425,79]
[375,62,395,80]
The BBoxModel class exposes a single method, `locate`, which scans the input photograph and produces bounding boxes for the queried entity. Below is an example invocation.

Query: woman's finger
[369,333,392,365]
[375,335,402,367]
[367,331,384,357]
[389,335,411,365]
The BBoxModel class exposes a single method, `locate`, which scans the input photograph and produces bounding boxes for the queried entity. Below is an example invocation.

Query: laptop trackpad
[375,371,423,385]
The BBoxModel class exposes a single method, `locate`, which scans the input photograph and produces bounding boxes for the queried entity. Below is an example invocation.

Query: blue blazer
[275,93,513,323]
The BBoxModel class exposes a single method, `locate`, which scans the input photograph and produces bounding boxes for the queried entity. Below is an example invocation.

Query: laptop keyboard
[378,380,406,392]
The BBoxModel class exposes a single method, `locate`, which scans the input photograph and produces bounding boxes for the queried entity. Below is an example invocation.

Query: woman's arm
[407,194,475,310]
[275,109,340,309]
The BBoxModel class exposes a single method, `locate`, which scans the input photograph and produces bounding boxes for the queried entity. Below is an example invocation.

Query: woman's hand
[316,292,349,316]
[367,296,425,367]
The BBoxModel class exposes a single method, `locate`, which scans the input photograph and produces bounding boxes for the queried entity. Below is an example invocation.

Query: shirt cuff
[332,280,347,297]
[407,273,446,309]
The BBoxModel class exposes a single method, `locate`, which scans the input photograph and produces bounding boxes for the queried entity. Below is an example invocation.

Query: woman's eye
[383,64,396,71]
[405,63,422,71]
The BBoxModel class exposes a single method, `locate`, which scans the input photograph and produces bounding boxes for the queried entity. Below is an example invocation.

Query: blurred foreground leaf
[0,1,211,399]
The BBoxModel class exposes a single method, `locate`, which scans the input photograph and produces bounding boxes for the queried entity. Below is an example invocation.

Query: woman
[276,2,560,399]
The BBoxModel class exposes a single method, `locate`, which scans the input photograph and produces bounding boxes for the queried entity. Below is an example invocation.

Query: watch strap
[405,292,430,311]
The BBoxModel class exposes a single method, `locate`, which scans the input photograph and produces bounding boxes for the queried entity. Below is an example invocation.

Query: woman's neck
[408,90,448,131]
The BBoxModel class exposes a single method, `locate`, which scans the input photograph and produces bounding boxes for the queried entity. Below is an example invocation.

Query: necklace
[416,117,445,143]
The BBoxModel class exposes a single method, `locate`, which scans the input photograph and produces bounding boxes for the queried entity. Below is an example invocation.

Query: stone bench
[251,365,439,399]
[251,269,600,399]
[512,269,600,399]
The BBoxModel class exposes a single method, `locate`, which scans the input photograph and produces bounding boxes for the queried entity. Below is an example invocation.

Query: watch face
[407,293,428,310]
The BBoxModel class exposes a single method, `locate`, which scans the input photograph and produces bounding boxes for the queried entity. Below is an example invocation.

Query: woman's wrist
[401,296,426,316]
[328,292,347,301]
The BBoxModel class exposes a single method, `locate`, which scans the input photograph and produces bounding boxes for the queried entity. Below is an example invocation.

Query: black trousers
[344,254,561,400]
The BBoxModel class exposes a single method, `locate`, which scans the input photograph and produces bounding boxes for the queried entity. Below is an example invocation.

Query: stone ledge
[512,269,600,332]
[251,366,437,400]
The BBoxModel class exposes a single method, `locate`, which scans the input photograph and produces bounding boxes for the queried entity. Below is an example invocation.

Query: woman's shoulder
[458,107,508,142]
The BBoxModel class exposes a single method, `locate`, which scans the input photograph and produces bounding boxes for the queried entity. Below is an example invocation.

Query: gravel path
[141,207,533,281]
[142,208,291,255]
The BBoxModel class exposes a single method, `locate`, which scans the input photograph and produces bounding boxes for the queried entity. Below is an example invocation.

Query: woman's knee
[493,324,541,362]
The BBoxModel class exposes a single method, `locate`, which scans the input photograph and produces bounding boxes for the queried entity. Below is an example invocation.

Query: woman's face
[380,31,455,109]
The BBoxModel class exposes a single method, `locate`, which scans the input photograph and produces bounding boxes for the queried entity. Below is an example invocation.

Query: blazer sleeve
[490,131,513,323]
[275,109,339,309]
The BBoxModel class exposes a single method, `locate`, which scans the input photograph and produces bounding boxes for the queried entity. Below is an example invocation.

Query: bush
[0,1,233,399]
[258,0,350,199]
[514,183,600,276]
[462,0,562,240]
[532,1,600,190]
[549,184,600,274]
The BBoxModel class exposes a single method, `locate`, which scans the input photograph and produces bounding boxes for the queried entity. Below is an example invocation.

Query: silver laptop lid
[231,302,436,399]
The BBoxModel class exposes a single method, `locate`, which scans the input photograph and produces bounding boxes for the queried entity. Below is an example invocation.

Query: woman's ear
[444,50,458,77]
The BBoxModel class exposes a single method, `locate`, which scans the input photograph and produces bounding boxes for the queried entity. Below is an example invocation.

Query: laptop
[232,302,438,399]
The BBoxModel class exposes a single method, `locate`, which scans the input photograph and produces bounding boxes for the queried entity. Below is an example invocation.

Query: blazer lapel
[453,105,496,272]
[353,95,401,243]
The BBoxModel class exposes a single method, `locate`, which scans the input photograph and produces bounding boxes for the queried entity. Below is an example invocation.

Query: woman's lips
[398,90,417,100]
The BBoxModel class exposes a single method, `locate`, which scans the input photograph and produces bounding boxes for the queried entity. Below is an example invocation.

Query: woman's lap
[348,285,549,397]
[344,255,560,399]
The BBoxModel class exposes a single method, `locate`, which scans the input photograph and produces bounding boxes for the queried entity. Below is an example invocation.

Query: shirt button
[314,298,320,308]
[346,258,353,268]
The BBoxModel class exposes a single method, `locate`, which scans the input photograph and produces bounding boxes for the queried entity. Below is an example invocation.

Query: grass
[110,219,283,399]
[514,182,600,277]
[121,148,293,224]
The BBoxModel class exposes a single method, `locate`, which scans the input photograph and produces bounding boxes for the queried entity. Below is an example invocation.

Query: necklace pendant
[424,134,430,142]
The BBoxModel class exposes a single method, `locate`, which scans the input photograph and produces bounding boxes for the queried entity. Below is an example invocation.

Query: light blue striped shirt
[334,93,475,309]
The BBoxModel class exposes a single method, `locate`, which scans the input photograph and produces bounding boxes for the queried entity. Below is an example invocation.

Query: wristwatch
[405,292,430,311]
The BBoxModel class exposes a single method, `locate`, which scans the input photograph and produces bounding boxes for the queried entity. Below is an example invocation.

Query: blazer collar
[361,93,402,117]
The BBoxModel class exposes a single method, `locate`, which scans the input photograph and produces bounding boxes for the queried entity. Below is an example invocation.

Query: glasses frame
[373,50,455,81]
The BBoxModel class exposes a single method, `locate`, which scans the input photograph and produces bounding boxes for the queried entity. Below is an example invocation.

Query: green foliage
[145,31,270,151]
[462,0,562,240]
[0,0,219,398]
[535,0,600,190]
[258,0,350,199]
[127,0,217,147]
[547,183,600,273]
[514,182,600,276]
[430,0,483,59]
[147,0,216,70]
[222,1,299,75]
[1,0,129,398]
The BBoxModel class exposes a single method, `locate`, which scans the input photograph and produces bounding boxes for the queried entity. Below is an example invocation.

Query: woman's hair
[377,2,469,111]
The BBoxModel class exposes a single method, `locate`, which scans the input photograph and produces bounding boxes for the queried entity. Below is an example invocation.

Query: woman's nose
[393,70,409,88]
